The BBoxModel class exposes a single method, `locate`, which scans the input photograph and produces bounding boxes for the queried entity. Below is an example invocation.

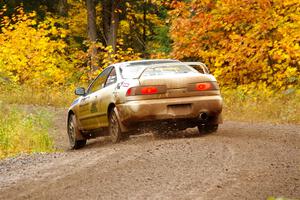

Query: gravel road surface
[0,109,299,200]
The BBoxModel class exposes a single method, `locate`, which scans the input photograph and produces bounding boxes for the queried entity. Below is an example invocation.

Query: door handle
[82,96,90,101]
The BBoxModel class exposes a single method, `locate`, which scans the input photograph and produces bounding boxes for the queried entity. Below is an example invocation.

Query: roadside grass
[0,84,299,125]
[267,197,298,200]
[0,84,75,107]
[0,84,299,159]
[222,87,300,124]
[0,102,54,159]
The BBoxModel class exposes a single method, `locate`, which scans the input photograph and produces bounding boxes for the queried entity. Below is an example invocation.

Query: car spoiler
[135,62,210,79]
[182,62,210,74]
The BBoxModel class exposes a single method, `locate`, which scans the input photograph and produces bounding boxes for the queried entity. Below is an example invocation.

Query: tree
[0,7,74,86]
[170,0,300,89]
[57,0,68,17]
[86,0,97,42]
[101,0,121,52]
[86,0,98,71]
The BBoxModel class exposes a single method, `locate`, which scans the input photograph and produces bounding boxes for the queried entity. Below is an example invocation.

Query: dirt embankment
[0,108,299,200]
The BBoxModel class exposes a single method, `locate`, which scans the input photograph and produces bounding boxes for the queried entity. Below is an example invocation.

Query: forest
[0,0,299,89]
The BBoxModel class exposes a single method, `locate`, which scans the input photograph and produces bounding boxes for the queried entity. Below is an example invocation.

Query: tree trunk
[101,0,120,53]
[86,0,98,71]
[57,0,68,17]
[143,0,147,53]
[102,0,111,45]
[107,1,119,52]
[86,0,98,42]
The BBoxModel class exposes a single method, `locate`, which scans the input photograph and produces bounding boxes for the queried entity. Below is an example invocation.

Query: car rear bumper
[116,95,223,127]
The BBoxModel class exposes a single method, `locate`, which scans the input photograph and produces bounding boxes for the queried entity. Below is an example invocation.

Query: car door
[96,66,118,127]
[78,67,112,130]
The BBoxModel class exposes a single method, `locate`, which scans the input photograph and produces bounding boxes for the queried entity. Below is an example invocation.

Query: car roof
[114,59,181,67]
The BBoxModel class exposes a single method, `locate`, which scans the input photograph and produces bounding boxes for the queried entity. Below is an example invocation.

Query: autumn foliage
[0,7,74,86]
[0,0,299,91]
[170,0,300,90]
[0,3,142,87]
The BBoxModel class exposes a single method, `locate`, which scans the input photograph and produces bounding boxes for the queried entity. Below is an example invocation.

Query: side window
[87,67,112,94]
[105,67,117,87]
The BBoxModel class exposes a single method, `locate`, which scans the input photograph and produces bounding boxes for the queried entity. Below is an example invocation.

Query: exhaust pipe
[199,112,208,121]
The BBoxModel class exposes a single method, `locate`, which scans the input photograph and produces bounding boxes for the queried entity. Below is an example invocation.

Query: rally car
[67,59,223,149]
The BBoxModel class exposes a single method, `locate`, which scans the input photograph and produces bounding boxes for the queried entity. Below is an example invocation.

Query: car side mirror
[75,87,86,96]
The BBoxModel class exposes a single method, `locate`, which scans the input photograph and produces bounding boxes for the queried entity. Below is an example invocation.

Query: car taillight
[188,82,219,91]
[195,83,212,91]
[141,87,158,95]
[126,88,132,96]
[126,85,166,96]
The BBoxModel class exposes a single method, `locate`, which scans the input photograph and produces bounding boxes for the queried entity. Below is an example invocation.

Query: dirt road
[0,109,299,200]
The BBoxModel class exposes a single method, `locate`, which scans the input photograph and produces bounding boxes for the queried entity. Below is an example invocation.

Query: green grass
[0,102,54,159]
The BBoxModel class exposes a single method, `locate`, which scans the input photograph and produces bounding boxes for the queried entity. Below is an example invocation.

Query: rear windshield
[120,65,146,79]
[142,65,195,77]
[120,64,198,79]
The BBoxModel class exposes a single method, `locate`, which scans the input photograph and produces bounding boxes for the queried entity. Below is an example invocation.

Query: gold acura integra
[67,59,223,149]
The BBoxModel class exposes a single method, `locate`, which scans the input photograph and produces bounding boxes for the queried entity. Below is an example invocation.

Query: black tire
[198,124,219,134]
[68,114,87,149]
[108,110,123,143]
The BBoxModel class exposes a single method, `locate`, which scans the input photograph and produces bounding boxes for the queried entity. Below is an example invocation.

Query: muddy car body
[67,59,223,149]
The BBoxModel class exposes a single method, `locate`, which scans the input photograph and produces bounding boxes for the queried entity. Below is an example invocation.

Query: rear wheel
[109,110,123,143]
[68,114,87,149]
[198,124,219,134]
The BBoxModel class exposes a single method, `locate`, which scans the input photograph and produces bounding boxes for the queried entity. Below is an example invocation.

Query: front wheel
[198,124,219,134]
[109,110,123,143]
[68,114,87,149]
